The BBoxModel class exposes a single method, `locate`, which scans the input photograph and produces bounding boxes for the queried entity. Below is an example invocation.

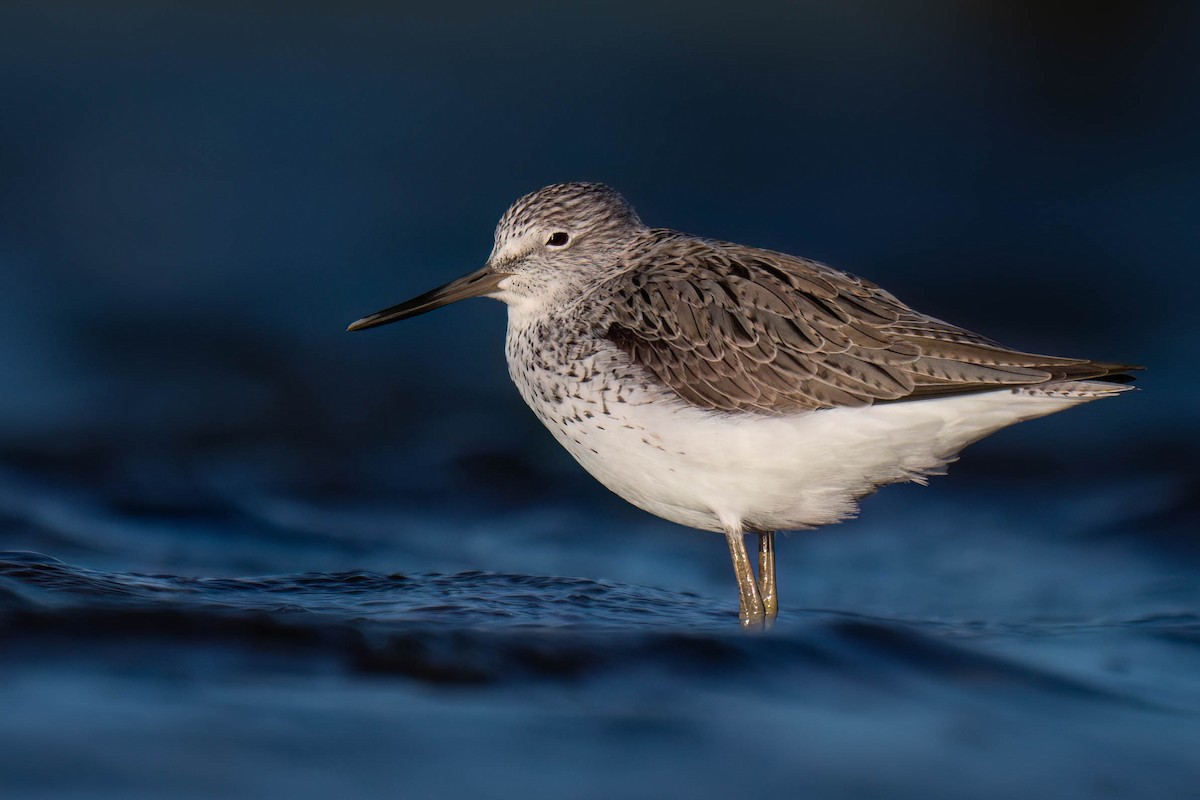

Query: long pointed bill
[347,266,505,331]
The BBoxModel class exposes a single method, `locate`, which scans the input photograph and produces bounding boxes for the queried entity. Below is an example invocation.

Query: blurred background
[1,0,1196,463]
[0,2,1197,799]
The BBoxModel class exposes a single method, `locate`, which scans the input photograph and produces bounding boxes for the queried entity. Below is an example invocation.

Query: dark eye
[546,232,570,247]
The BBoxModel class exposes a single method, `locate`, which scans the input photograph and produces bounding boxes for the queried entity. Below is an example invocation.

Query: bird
[348,182,1139,627]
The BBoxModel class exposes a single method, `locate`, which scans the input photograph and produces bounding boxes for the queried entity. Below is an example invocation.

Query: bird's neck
[497,278,593,332]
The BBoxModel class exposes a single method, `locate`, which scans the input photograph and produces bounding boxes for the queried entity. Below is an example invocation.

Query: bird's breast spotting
[504,316,657,432]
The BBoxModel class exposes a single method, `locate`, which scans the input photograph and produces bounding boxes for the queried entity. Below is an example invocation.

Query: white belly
[525,383,1108,534]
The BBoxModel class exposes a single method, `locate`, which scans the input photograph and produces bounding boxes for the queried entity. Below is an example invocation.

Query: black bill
[347,266,505,331]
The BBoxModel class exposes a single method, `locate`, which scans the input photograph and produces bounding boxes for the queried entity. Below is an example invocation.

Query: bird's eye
[546,232,570,247]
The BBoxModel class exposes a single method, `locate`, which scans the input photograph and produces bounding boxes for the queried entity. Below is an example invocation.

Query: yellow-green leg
[758,531,778,624]
[724,527,765,628]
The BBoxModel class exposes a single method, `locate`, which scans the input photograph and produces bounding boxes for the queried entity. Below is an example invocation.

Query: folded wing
[598,234,1138,414]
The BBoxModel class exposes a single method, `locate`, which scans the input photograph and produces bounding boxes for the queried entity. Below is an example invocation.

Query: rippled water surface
[2,442,1198,799]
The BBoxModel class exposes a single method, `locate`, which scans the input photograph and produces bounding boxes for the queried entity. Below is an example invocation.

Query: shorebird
[348,182,1138,627]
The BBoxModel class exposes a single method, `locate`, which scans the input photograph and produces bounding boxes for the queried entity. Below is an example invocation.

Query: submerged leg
[724,527,765,627]
[757,531,778,623]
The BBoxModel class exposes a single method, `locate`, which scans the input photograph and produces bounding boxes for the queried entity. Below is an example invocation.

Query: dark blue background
[1,3,1197,799]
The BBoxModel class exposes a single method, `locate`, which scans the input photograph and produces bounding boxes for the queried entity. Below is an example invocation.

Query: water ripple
[3,550,1192,708]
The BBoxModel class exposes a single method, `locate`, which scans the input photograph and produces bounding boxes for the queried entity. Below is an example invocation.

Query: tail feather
[891,359,1143,403]
[1080,362,1143,384]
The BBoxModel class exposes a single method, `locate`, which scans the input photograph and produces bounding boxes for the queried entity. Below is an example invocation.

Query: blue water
[1,3,1199,798]
[2,444,1198,798]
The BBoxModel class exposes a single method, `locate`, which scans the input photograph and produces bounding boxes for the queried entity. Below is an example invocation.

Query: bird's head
[347,182,644,331]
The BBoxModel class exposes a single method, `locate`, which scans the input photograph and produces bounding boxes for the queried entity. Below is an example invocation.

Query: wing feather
[598,233,1139,413]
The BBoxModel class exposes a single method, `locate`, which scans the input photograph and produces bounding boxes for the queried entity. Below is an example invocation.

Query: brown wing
[598,234,1137,413]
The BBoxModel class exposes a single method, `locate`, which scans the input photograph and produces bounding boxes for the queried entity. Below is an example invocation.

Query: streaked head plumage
[490,182,644,266]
